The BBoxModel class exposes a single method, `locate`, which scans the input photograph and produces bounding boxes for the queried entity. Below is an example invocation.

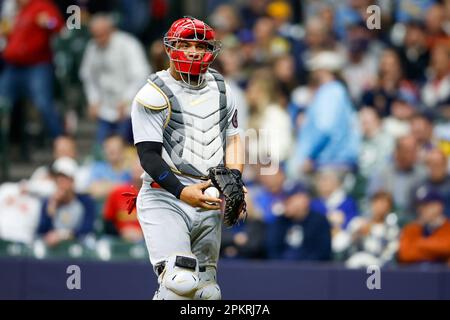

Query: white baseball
[204,187,220,199]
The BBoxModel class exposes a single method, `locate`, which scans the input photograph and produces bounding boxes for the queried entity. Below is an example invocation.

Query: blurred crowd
[0,0,450,268]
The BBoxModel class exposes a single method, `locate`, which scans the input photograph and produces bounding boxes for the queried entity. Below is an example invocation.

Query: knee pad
[153,254,199,300]
[194,268,221,300]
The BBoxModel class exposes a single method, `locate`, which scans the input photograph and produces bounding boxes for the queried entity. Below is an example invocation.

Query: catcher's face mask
[164,16,222,88]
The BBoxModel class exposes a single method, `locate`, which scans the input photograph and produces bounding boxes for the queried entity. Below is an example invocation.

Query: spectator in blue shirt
[310,166,359,256]
[87,135,132,200]
[250,169,290,225]
[288,50,360,179]
[311,167,359,230]
[268,184,332,261]
[251,168,315,258]
[38,157,96,247]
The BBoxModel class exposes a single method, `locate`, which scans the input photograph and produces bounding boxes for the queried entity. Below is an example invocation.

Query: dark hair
[371,191,394,209]
[104,133,125,144]
[411,111,435,124]
[405,19,426,30]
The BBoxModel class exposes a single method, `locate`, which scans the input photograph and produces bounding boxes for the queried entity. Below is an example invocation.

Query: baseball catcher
[130,16,245,300]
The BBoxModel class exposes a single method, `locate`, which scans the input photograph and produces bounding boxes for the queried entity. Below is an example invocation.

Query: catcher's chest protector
[149,70,228,178]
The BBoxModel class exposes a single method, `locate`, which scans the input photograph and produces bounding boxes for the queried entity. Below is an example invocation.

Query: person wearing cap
[250,168,325,260]
[268,183,332,261]
[397,188,450,264]
[25,135,80,198]
[37,157,96,247]
[413,148,450,218]
[287,49,360,178]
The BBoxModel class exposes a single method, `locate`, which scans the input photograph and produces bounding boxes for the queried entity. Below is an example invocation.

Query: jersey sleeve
[225,82,241,137]
[131,98,168,144]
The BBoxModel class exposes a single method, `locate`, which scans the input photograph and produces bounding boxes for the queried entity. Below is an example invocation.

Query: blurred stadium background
[0,0,450,299]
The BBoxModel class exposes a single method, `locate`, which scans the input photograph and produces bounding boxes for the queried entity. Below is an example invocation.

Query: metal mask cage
[163,36,222,88]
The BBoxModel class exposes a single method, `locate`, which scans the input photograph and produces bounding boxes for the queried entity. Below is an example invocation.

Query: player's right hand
[180,180,222,210]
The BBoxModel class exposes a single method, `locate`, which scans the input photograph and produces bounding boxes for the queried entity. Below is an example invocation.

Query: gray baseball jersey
[131,68,240,273]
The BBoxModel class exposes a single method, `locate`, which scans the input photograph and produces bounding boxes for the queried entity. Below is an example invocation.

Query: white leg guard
[194,267,221,300]
[152,254,199,300]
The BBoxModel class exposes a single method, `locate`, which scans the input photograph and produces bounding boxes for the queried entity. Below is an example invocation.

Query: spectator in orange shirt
[103,159,144,243]
[398,188,450,264]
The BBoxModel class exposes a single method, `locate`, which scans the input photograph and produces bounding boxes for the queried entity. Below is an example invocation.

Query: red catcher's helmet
[164,16,221,85]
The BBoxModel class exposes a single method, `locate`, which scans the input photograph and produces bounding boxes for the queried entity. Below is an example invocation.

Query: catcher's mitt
[208,166,247,227]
